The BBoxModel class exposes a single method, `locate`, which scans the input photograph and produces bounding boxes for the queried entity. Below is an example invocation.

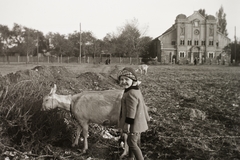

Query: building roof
[206,15,216,20]
[157,25,176,40]
[176,14,187,20]
[156,11,218,39]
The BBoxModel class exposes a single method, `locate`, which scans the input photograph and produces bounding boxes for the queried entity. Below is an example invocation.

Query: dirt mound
[0,65,121,95]
[0,65,123,160]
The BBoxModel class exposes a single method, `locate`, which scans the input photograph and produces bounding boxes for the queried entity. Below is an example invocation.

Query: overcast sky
[0,0,239,41]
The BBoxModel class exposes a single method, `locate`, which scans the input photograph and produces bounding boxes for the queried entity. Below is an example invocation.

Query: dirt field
[0,63,239,160]
[0,63,115,75]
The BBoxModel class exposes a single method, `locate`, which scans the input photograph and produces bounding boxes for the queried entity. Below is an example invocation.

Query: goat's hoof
[82,150,87,153]
[77,149,87,154]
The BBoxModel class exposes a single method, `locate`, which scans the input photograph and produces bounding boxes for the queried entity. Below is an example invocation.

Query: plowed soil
[0,64,239,160]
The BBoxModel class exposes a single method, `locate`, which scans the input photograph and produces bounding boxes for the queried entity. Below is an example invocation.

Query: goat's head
[42,84,59,111]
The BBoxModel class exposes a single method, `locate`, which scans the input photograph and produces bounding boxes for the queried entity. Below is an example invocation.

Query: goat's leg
[120,133,129,159]
[82,123,89,153]
[72,125,82,147]
[144,69,147,75]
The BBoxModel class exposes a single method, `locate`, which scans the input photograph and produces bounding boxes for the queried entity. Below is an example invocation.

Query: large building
[151,11,231,64]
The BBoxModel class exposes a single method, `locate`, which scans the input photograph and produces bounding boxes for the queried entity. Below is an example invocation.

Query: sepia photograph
[0,0,239,159]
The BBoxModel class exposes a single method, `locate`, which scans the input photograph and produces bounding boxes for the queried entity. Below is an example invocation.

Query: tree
[93,39,103,58]
[68,31,97,58]
[224,40,240,63]
[81,31,96,57]
[11,24,40,56]
[216,6,228,36]
[114,18,149,57]
[46,32,74,57]
[68,31,81,57]
[0,25,13,63]
[102,33,116,53]
[21,28,46,57]
[138,36,152,57]
[118,19,141,57]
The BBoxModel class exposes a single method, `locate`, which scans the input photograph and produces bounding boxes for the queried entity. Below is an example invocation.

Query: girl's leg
[127,133,144,160]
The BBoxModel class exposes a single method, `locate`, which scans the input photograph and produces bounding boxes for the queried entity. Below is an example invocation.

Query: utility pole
[79,23,81,63]
[235,26,236,64]
[26,30,29,64]
[37,32,39,64]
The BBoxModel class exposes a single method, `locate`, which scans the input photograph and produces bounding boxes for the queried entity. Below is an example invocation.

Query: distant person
[117,67,150,160]
[105,58,110,65]
[173,58,175,64]
[194,58,197,65]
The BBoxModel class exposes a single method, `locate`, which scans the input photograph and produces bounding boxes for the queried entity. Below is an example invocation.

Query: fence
[0,56,142,65]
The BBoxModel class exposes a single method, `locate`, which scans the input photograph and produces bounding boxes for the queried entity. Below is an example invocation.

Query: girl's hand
[123,123,130,133]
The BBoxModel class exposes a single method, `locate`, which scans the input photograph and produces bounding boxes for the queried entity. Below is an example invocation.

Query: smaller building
[152,11,231,65]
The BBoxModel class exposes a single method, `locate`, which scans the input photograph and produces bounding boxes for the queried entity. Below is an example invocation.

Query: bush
[0,65,121,158]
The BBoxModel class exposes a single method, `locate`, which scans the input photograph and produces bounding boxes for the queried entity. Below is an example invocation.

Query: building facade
[152,11,231,64]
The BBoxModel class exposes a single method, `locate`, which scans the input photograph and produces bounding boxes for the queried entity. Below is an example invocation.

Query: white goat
[135,64,149,75]
[42,84,128,159]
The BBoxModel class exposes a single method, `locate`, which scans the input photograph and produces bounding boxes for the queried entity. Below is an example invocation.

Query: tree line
[0,18,153,60]
[1,6,239,63]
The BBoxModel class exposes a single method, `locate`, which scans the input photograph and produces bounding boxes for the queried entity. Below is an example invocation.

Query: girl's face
[119,76,133,89]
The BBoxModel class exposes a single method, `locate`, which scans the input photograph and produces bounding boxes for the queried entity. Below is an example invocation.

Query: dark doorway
[172,55,176,64]
[193,52,199,59]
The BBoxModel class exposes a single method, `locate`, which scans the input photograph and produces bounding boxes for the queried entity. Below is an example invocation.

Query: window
[209,40,213,46]
[216,41,219,47]
[171,41,176,45]
[208,52,214,58]
[187,40,192,45]
[188,52,191,59]
[180,40,185,45]
[194,29,200,35]
[194,40,199,46]
[201,41,206,46]
[194,21,199,27]
[179,52,185,57]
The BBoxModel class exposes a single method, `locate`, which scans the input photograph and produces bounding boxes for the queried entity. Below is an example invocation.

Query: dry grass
[0,63,114,76]
[140,65,240,159]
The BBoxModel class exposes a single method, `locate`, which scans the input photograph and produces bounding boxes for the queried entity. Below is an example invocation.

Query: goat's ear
[52,84,57,94]
[49,88,54,95]
[49,84,57,95]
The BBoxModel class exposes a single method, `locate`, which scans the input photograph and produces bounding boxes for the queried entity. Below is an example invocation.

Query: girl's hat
[118,67,138,81]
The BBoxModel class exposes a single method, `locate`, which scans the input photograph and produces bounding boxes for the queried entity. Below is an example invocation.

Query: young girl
[118,67,150,160]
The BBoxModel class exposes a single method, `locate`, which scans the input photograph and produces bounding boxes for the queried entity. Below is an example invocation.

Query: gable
[187,11,205,22]
[158,25,176,40]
